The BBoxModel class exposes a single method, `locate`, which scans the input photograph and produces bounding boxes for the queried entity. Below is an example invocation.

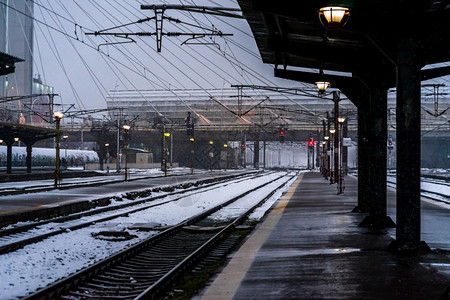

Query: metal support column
[355,105,370,212]
[333,91,340,184]
[6,140,12,174]
[254,135,260,169]
[26,143,32,173]
[342,119,348,174]
[395,38,423,251]
[360,86,394,227]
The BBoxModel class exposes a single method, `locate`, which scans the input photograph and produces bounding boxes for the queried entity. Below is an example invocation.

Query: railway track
[386,175,449,203]
[24,171,297,299]
[0,171,268,254]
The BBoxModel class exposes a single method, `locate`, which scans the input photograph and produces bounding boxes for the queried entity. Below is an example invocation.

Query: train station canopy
[236,0,450,94]
[0,121,55,145]
[0,52,23,76]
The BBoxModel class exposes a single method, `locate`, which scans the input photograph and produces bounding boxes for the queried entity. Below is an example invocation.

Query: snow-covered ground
[0,167,211,192]
[0,171,297,299]
[386,175,450,204]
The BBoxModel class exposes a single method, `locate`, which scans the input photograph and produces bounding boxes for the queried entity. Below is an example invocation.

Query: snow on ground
[0,167,197,191]
[0,171,296,299]
[387,175,450,204]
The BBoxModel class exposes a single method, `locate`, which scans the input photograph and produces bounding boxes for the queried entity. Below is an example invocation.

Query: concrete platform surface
[200,172,450,300]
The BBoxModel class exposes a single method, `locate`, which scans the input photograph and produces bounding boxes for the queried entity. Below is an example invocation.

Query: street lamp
[54,111,64,188]
[190,137,195,174]
[63,135,69,169]
[315,81,331,96]
[163,132,170,176]
[329,129,336,184]
[104,143,110,163]
[14,137,19,142]
[337,117,346,194]
[209,141,214,172]
[223,143,228,171]
[324,135,330,179]
[123,124,131,181]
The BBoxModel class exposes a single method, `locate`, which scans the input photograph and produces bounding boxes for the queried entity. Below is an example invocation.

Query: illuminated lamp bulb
[319,6,350,29]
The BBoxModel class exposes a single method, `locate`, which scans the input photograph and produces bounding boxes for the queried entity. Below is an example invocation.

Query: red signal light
[280,130,285,136]
[308,140,314,147]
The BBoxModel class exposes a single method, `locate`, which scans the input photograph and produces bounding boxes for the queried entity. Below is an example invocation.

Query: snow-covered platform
[200,172,450,299]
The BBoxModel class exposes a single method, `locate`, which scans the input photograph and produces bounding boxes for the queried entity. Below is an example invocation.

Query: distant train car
[0,146,99,167]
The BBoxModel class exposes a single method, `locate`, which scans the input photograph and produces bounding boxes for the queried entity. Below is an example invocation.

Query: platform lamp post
[105,143,110,163]
[190,137,195,174]
[223,143,228,171]
[163,132,170,177]
[53,111,64,188]
[329,129,336,184]
[321,140,326,177]
[209,141,214,172]
[324,136,329,179]
[123,124,131,181]
[337,117,346,194]
[63,135,68,170]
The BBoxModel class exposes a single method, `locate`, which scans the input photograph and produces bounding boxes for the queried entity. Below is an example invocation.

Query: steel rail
[0,172,265,254]
[25,172,296,299]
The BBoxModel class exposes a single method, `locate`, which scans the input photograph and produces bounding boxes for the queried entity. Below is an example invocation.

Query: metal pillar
[26,143,32,173]
[263,140,266,169]
[55,118,61,188]
[254,136,260,169]
[116,119,120,172]
[6,140,12,174]
[356,105,370,212]
[326,113,331,180]
[359,78,394,228]
[395,38,422,250]
[322,120,327,177]
[333,91,339,184]
[367,87,390,224]
[124,131,129,181]
[342,119,348,174]
[190,139,194,174]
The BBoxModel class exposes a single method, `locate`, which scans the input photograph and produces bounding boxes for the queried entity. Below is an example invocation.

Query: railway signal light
[185,112,194,137]
[308,138,314,147]
[388,138,393,150]
[279,127,286,143]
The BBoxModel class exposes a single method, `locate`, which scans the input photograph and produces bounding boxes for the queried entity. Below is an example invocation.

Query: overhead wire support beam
[85,5,240,52]
[231,84,319,98]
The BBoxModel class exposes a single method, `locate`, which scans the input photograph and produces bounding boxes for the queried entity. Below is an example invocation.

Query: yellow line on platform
[200,173,304,300]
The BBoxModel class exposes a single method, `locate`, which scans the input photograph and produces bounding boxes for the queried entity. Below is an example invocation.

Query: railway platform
[200,172,450,299]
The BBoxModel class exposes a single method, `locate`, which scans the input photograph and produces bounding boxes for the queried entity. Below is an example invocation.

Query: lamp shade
[53,111,64,119]
[319,6,349,28]
[315,81,331,92]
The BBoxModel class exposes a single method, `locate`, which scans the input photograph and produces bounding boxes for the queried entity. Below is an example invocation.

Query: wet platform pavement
[200,172,450,299]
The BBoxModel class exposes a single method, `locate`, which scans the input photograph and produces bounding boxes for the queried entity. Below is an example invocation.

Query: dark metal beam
[421,66,450,81]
